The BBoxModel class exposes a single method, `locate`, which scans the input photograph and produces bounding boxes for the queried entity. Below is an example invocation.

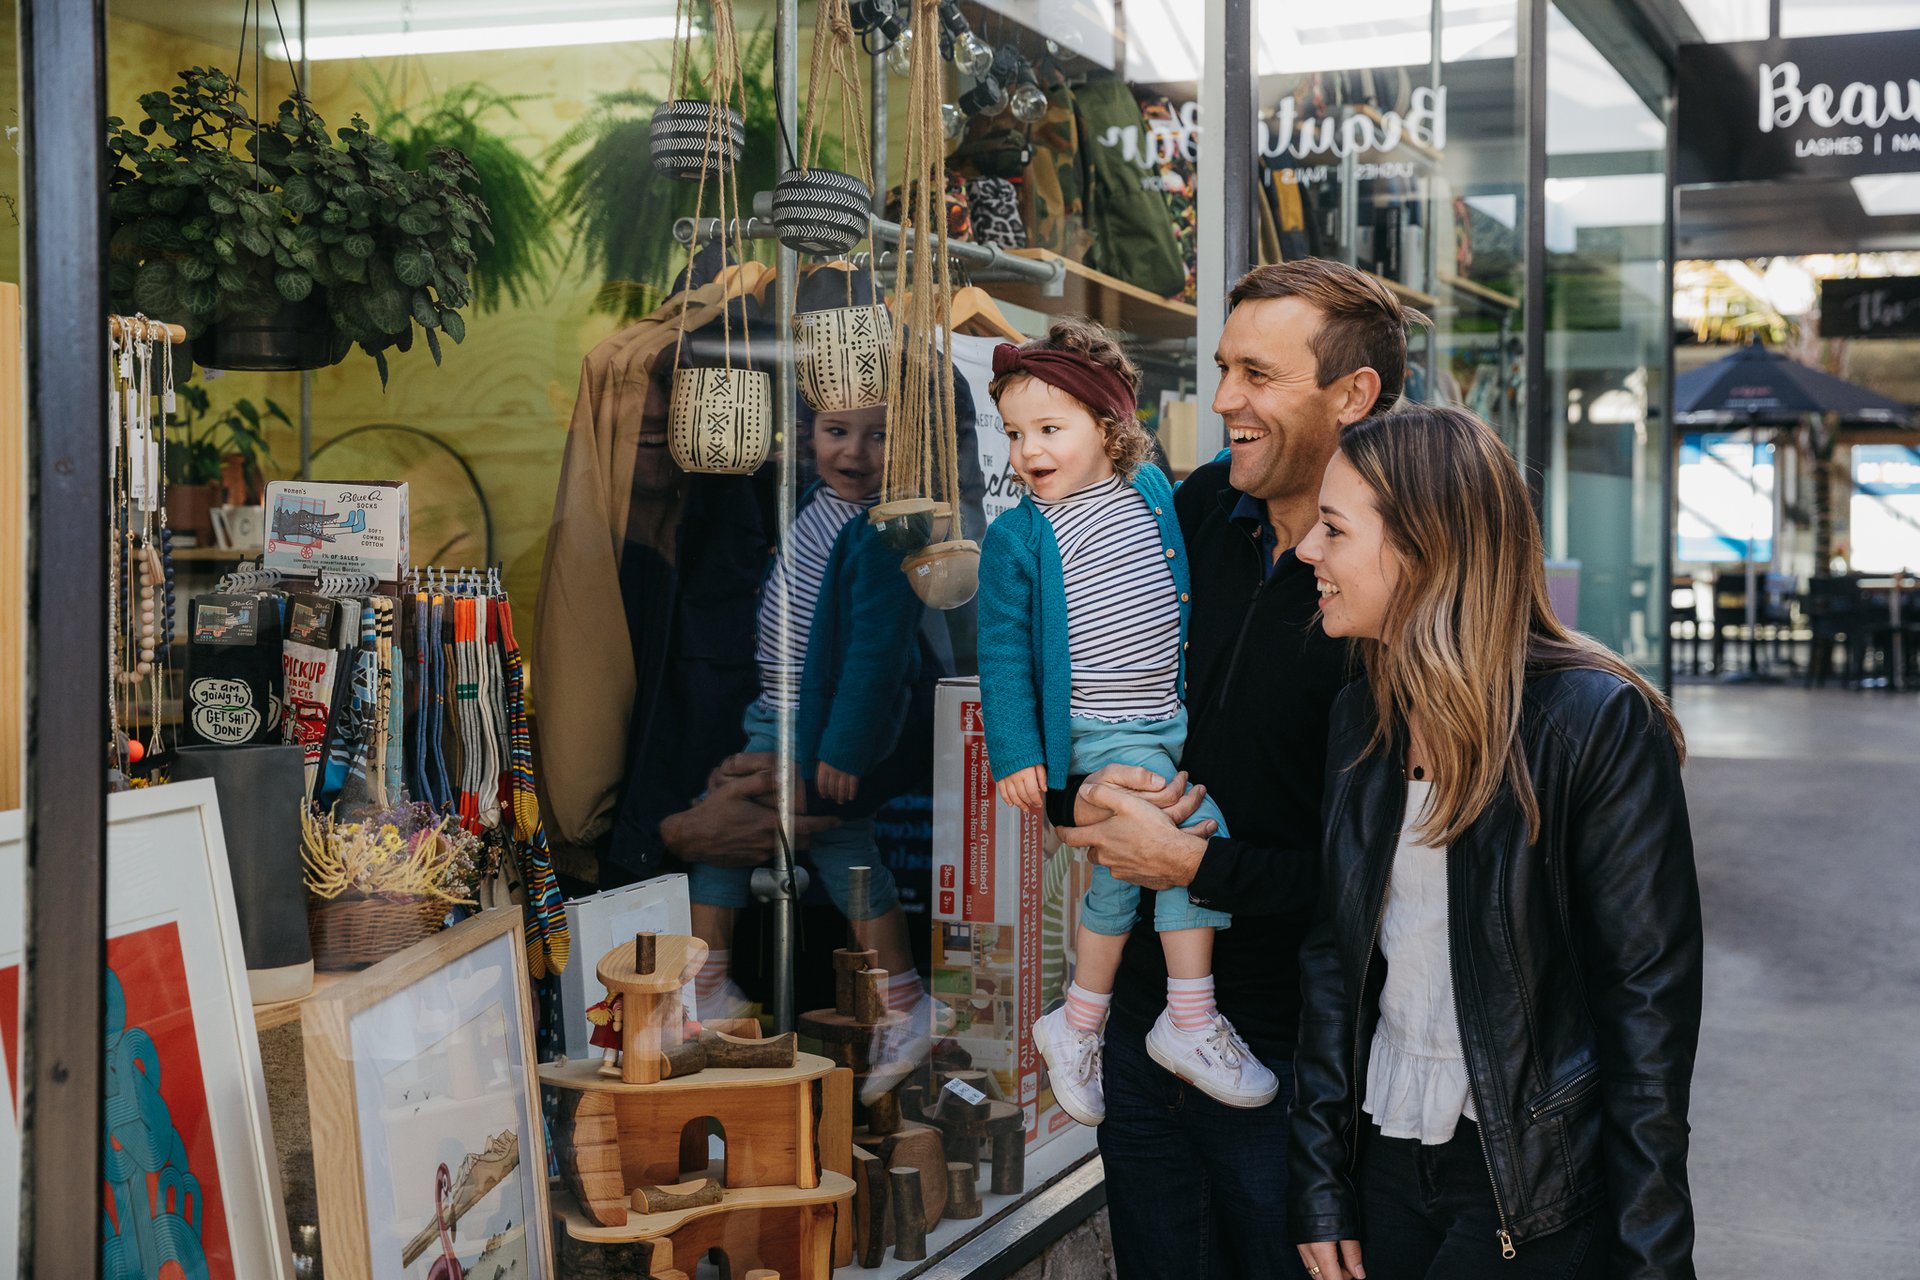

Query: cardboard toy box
[930,678,1089,1155]
[262,480,410,583]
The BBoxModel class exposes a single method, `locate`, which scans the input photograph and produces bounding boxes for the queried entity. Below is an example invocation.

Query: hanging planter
[668,366,773,474]
[904,539,982,611]
[648,98,746,181]
[797,302,892,412]
[774,0,878,258]
[773,167,872,255]
[193,290,335,372]
[868,497,951,556]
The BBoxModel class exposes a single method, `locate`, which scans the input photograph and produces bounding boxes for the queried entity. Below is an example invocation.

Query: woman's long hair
[1339,404,1684,845]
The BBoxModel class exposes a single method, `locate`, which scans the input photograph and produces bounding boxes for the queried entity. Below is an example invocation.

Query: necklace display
[108,315,178,779]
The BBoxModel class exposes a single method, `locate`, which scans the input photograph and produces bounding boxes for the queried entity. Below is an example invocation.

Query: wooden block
[555,1089,628,1228]
[798,1006,901,1045]
[852,1146,888,1266]
[832,948,878,1017]
[701,1028,798,1069]
[890,1166,927,1261]
[853,1118,945,1230]
[945,1161,983,1220]
[853,968,888,1025]
[819,1068,854,1269]
[898,1080,931,1123]
[636,931,658,975]
[612,1078,814,1190]
[942,1068,994,1100]
[990,1125,1026,1196]
[848,865,873,927]
[744,1271,781,1280]
[630,1178,722,1214]
[864,1088,902,1137]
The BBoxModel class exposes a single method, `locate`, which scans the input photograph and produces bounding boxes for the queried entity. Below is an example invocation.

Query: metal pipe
[870,46,888,211]
[1194,0,1255,459]
[1521,0,1550,514]
[720,195,1066,292]
[1660,85,1679,693]
[19,0,108,1272]
[769,0,800,1036]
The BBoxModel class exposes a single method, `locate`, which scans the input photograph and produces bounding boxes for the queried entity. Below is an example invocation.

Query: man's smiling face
[1212,296,1357,509]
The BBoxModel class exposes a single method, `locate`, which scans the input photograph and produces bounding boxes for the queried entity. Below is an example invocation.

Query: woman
[1289,405,1702,1280]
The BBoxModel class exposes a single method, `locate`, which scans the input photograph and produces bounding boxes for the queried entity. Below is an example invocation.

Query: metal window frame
[17,0,110,1275]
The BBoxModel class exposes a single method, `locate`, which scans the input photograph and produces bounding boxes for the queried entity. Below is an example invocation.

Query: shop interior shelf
[539,1053,836,1095]
[991,249,1199,342]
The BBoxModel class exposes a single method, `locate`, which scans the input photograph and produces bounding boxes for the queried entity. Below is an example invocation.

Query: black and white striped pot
[669,366,773,474]
[797,304,893,412]
[772,168,874,255]
[648,99,746,181]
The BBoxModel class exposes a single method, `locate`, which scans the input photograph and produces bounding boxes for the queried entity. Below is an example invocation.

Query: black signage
[1677,32,1920,185]
[1818,275,1920,338]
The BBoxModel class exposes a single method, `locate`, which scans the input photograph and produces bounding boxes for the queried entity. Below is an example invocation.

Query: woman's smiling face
[1297,450,1401,640]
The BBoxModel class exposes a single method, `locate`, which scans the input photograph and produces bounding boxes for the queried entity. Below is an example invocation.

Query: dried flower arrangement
[302,801,482,905]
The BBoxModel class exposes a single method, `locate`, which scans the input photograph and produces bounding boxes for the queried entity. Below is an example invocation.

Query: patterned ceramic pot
[797,304,893,412]
[648,99,746,181]
[903,539,981,610]
[772,167,874,255]
[669,367,773,474]
[868,498,952,556]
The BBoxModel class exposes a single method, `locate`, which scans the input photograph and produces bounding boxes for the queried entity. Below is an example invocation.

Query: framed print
[0,781,295,1279]
[303,907,553,1280]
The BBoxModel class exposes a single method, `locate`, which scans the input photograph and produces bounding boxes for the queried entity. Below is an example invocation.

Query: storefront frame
[10,0,1687,1272]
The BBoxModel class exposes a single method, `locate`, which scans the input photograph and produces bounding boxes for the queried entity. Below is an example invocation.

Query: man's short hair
[1227,260,1430,413]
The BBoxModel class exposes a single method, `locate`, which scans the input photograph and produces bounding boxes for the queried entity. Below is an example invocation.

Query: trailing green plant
[106,66,489,385]
[166,383,287,487]
[368,81,557,313]
[547,24,834,320]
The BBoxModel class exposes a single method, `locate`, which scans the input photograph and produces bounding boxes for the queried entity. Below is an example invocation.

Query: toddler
[686,402,932,1100]
[977,319,1278,1122]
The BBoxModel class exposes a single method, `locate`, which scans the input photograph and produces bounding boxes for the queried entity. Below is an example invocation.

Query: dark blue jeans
[1098,1016,1309,1280]
[1358,1120,1605,1280]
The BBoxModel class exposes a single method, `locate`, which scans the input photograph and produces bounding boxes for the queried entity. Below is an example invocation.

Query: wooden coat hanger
[948,285,1024,342]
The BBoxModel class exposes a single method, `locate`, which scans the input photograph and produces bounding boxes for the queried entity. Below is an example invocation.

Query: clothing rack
[108,314,187,345]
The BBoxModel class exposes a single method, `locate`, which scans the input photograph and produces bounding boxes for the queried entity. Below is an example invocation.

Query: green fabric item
[1072,75,1187,299]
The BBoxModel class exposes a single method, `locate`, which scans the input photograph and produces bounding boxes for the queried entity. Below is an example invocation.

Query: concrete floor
[1676,685,1920,1277]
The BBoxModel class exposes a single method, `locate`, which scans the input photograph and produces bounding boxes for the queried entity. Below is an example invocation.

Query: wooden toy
[945,1160,983,1220]
[889,1166,927,1261]
[543,934,854,1280]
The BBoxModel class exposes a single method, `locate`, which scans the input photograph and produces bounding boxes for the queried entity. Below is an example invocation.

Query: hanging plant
[877,0,978,610]
[773,0,875,257]
[106,66,487,384]
[547,25,838,321]
[368,81,558,313]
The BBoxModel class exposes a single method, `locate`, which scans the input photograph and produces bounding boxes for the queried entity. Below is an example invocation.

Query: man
[1052,260,1426,1278]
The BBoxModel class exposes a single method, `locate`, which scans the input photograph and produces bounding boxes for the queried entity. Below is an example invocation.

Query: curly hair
[987,316,1155,476]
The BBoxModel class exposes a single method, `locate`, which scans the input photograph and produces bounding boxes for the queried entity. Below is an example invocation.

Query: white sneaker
[1145,1009,1279,1109]
[860,999,934,1105]
[1032,1007,1105,1126]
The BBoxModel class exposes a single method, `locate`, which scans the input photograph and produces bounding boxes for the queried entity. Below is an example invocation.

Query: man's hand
[997,764,1048,815]
[1070,764,1211,827]
[816,761,860,806]
[1054,781,1217,891]
[662,753,841,866]
[1297,1239,1365,1280]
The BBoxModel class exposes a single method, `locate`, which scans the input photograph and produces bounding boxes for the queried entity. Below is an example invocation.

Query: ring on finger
[1308,1268,1322,1277]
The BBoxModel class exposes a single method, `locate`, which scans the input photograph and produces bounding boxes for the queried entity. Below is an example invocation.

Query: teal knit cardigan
[975,464,1191,784]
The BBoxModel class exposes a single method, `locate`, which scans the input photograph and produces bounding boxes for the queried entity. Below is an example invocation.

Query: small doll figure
[586,992,623,1078]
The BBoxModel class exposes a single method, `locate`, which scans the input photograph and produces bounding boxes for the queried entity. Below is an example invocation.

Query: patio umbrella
[1674,339,1911,677]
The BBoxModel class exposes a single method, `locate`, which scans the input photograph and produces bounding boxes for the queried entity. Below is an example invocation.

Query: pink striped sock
[695,950,732,1000]
[1165,975,1217,1032]
[1063,980,1112,1034]
[885,970,925,1014]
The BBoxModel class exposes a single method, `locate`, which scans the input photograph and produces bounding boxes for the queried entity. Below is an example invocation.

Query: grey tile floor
[1675,685,1920,1278]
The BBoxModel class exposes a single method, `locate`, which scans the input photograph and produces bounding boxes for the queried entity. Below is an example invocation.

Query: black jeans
[1357,1120,1604,1280]
[1097,1015,1309,1280]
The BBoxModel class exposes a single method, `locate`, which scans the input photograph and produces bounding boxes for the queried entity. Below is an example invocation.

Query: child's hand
[996,765,1048,815]
[816,762,861,805]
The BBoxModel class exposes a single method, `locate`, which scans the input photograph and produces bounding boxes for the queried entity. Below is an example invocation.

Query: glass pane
[1543,4,1670,673]
[1678,0,1771,42]
[1781,0,1920,37]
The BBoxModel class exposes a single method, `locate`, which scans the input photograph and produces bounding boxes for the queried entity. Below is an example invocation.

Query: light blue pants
[1070,709,1230,937]
[685,698,903,918]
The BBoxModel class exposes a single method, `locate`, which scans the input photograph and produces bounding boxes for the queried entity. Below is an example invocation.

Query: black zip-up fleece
[1094,457,1353,1057]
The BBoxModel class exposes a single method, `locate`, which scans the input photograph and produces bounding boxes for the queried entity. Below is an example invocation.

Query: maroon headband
[990,343,1137,426]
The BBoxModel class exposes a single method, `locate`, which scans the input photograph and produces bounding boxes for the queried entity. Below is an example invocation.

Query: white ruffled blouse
[1361,779,1478,1145]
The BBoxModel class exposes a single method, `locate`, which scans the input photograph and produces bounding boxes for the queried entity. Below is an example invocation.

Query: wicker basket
[308,896,449,971]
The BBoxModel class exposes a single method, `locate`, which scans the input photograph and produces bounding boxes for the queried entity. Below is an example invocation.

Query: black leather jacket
[1290,666,1702,1279]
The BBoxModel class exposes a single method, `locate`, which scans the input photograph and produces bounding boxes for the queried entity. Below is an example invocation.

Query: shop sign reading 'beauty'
[1095,88,1447,171]
[1677,31,1920,184]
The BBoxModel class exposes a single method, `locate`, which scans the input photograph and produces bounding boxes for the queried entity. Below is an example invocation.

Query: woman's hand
[996,764,1048,814]
[1296,1239,1366,1280]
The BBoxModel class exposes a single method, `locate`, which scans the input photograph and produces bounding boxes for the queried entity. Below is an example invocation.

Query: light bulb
[954,32,995,77]
[887,27,914,77]
[942,103,967,140]
[1009,82,1048,124]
